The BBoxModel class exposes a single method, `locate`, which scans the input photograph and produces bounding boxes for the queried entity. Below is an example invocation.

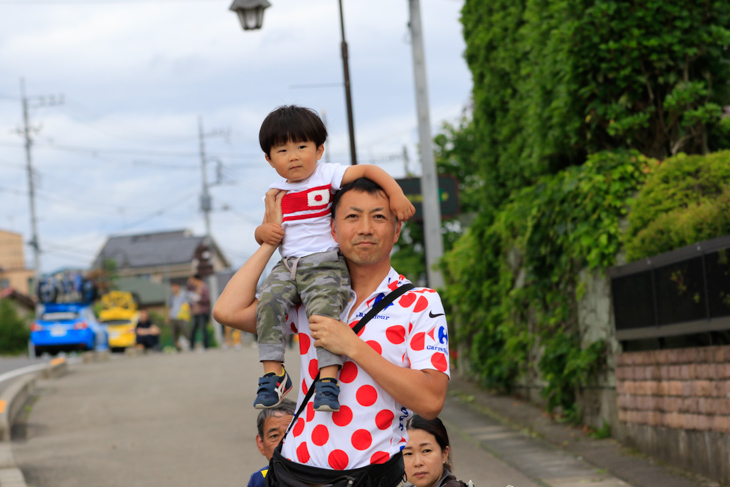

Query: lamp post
[229,0,270,30]
[230,0,358,166]
[229,0,444,286]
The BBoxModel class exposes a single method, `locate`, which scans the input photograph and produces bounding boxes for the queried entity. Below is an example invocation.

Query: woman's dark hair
[259,105,328,156]
[406,415,453,472]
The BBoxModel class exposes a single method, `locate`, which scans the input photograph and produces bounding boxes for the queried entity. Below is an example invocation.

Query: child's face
[266,139,324,183]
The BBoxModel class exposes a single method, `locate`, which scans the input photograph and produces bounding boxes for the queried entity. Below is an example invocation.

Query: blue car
[30,302,108,357]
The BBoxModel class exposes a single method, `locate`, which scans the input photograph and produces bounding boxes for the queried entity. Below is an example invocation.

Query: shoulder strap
[282,282,416,443]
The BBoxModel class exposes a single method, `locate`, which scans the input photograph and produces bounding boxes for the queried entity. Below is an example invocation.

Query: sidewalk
[445,375,716,487]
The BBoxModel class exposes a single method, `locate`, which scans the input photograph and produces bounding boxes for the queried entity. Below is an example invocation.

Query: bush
[625,151,730,261]
[0,300,31,355]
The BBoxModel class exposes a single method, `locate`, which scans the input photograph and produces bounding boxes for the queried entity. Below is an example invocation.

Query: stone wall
[615,346,730,483]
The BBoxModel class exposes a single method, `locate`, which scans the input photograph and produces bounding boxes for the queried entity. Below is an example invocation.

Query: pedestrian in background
[403,415,474,487]
[187,274,211,350]
[166,282,191,351]
[135,309,161,352]
[247,399,296,487]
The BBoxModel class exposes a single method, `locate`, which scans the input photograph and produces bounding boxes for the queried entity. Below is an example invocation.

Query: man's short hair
[256,398,296,437]
[331,177,388,219]
[259,105,328,156]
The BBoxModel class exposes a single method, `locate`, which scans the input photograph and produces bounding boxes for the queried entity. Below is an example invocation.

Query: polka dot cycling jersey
[280,268,451,470]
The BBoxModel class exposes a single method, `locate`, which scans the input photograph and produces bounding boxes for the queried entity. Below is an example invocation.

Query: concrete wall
[615,347,730,483]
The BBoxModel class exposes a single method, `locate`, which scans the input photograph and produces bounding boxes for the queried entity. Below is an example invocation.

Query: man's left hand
[308,315,357,356]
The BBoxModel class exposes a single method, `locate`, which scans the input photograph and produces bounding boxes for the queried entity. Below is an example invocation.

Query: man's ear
[330,218,339,244]
[393,220,402,244]
[256,435,266,457]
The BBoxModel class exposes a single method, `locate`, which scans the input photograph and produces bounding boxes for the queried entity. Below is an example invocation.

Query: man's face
[256,413,294,461]
[331,189,401,267]
[171,284,179,294]
[265,139,323,183]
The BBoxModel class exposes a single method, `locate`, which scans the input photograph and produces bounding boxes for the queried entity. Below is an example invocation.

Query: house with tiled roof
[91,229,230,286]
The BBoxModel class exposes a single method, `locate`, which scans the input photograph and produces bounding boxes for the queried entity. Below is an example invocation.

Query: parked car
[99,291,139,352]
[30,302,108,357]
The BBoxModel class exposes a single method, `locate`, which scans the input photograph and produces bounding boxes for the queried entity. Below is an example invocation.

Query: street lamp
[229,0,270,31]
[230,0,358,166]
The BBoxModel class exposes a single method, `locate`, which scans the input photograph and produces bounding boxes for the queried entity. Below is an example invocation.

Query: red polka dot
[308,359,319,379]
[356,385,378,406]
[340,361,358,383]
[296,442,310,463]
[348,320,365,337]
[386,325,406,344]
[409,322,413,333]
[328,450,349,470]
[351,429,372,450]
[410,332,425,351]
[332,405,353,427]
[399,292,416,308]
[299,333,311,353]
[312,425,330,446]
[370,451,390,464]
[375,409,395,430]
[306,401,315,421]
[366,340,382,355]
[302,378,308,396]
[290,323,297,333]
[431,352,448,372]
[414,296,429,313]
[293,418,305,437]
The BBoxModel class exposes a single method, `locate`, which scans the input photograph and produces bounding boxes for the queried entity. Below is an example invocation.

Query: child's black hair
[259,105,328,156]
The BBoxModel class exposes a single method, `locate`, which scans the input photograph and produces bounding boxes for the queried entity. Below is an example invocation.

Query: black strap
[282,282,415,443]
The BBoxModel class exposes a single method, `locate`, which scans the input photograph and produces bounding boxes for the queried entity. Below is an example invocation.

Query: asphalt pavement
[7,346,716,487]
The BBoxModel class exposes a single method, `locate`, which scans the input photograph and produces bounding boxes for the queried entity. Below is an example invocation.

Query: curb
[0,374,36,443]
[0,357,71,487]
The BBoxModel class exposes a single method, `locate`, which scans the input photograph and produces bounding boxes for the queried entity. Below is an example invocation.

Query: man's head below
[331,178,402,268]
[256,398,296,461]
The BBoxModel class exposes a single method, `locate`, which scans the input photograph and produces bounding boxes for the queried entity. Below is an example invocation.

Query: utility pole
[17,78,64,291]
[197,116,228,347]
[408,0,444,289]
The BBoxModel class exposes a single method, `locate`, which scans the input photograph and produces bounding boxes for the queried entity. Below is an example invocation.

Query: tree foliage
[0,300,30,355]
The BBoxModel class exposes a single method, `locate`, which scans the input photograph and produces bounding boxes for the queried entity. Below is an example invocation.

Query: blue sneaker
[253,366,292,409]
[313,379,340,412]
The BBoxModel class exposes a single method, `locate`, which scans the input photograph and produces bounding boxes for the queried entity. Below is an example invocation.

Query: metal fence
[609,235,730,341]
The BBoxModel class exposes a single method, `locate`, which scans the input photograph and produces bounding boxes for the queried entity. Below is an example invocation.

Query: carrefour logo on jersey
[427,325,448,345]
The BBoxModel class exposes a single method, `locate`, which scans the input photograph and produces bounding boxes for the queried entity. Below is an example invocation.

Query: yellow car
[99,291,139,351]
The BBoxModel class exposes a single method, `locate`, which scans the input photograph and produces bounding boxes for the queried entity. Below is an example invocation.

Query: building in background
[91,229,230,286]
[0,229,34,295]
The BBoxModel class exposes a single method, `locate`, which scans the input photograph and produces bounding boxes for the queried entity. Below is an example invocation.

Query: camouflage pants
[257,250,350,367]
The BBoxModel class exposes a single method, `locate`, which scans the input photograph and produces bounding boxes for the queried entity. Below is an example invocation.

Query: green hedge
[625,151,730,261]
[444,150,656,416]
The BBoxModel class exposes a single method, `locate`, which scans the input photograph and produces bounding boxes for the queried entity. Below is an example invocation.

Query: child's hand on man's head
[390,193,416,221]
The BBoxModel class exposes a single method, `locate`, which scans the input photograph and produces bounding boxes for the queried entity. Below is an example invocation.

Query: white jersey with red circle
[267,162,348,258]
[280,268,451,470]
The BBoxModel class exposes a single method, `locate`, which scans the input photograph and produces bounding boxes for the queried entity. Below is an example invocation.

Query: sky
[0,0,472,275]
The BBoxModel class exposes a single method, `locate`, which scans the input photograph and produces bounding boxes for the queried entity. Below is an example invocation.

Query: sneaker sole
[313,404,340,412]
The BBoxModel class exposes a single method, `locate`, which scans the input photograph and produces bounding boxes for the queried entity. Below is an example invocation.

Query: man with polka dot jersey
[214,177,450,484]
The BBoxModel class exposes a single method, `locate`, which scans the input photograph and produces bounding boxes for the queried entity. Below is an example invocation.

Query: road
[10,347,536,487]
